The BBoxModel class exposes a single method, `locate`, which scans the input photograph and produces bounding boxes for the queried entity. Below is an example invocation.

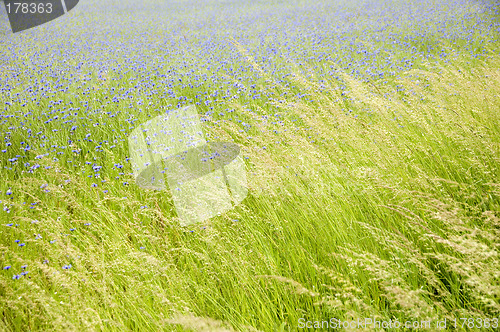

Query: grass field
[0,0,499,331]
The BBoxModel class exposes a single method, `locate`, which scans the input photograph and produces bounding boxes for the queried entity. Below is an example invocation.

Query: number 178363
[5,2,53,14]
[451,318,498,329]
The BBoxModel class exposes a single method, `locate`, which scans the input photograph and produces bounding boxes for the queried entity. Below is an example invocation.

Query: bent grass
[0,45,499,331]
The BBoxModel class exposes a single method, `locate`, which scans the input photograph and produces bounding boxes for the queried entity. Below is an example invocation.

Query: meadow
[0,0,499,330]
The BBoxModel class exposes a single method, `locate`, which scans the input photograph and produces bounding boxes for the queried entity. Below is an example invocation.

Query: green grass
[0,41,499,331]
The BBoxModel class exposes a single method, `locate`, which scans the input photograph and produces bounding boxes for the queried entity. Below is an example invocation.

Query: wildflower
[62,264,72,269]
[3,266,11,270]
[12,274,21,280]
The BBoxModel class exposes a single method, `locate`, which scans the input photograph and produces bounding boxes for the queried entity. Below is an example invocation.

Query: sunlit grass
[1,35,499,332]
